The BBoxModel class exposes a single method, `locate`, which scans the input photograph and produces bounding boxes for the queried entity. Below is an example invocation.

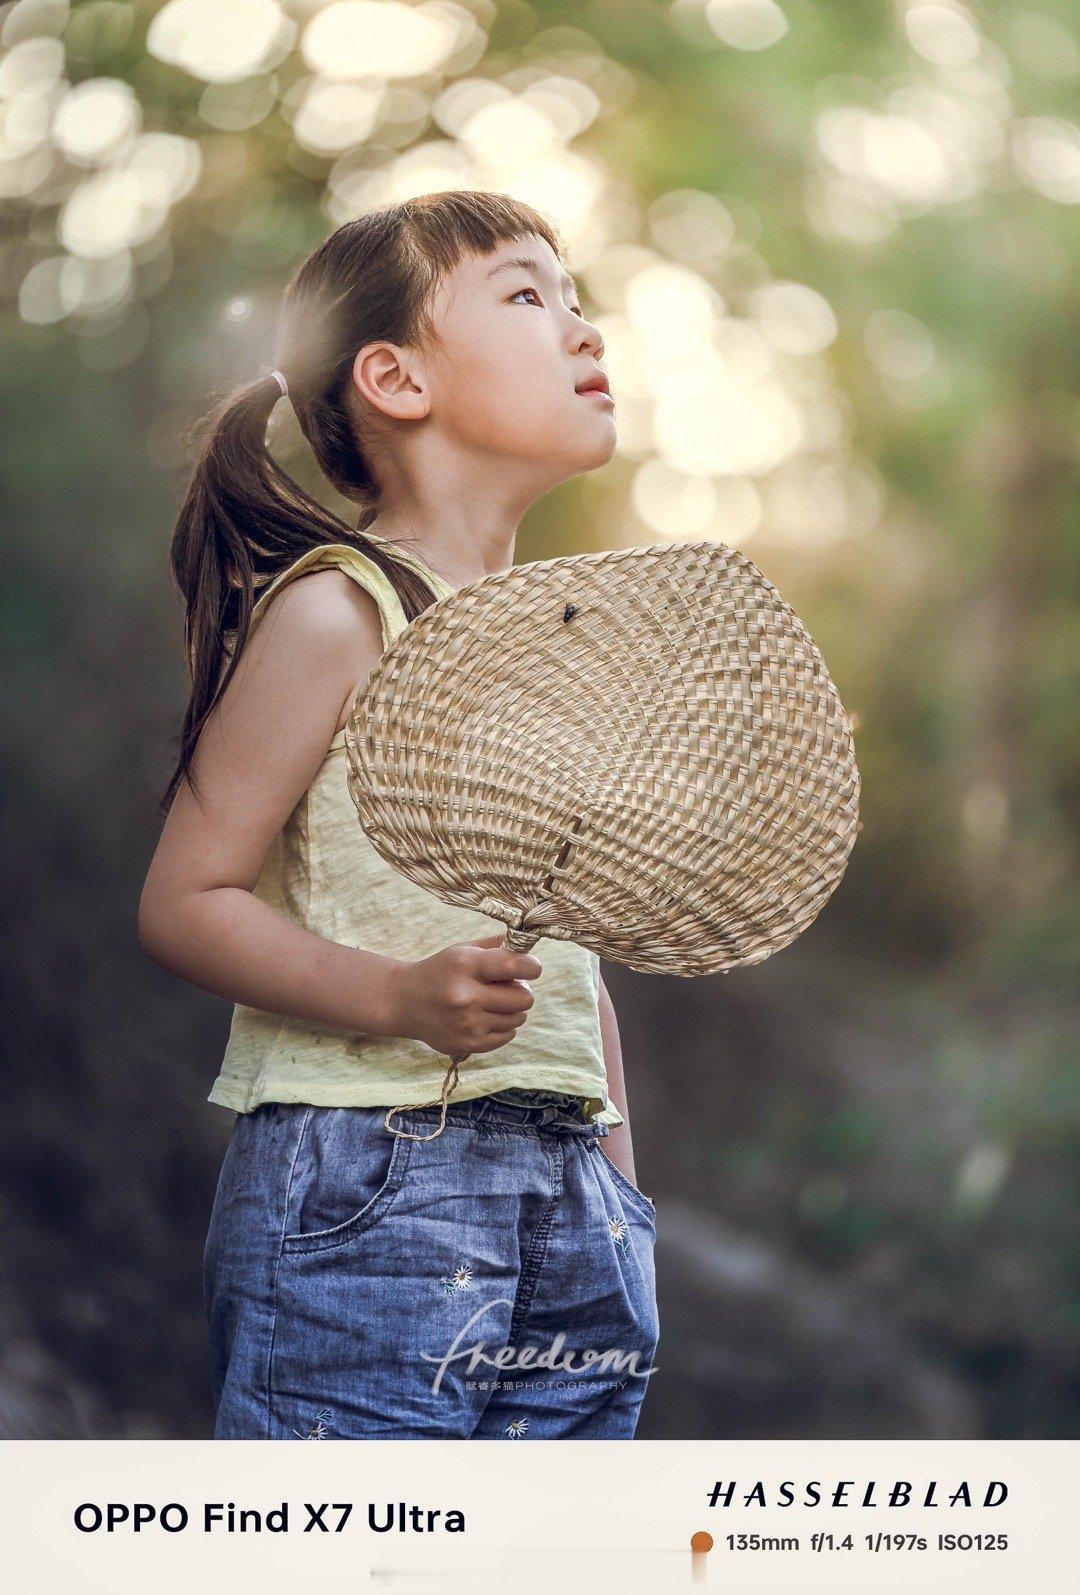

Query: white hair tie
[268,368,288,398]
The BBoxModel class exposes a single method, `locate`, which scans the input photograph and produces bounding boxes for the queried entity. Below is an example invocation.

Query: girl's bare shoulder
[253,565,384,659]
[245,568,386,738]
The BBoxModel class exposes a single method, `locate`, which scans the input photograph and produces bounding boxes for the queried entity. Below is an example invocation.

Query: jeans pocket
[598,1146,657,1227]
[281,1106,412,1255]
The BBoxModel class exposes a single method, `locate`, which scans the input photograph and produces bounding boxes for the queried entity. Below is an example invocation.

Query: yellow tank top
[207,535,623,1128]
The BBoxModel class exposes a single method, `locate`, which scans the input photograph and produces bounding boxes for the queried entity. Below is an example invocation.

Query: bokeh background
[1,0,1077,1439]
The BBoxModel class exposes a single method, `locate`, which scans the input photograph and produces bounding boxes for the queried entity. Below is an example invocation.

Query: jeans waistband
[401,1088,609,1137]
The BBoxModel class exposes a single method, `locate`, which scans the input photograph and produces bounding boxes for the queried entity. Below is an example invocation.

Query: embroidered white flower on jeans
[608,1214,630,1250]
[293,1406,332,1439]
[504,1416,529,1438]
[441,1264,473,1296]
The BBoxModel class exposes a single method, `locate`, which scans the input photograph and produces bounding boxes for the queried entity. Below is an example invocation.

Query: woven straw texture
[345,540,860,980]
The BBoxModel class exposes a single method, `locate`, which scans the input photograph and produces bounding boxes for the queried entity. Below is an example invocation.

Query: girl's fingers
[482,1022,523,1047]
[478,981,533,1016]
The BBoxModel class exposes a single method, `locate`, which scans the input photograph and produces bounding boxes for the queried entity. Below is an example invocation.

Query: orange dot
[690,1531,713,1553]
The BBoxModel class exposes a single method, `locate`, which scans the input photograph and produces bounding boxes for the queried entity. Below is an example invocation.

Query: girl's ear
[351,342,429,422]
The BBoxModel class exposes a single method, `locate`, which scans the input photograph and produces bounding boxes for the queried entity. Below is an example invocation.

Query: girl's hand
[389,933,542,1058]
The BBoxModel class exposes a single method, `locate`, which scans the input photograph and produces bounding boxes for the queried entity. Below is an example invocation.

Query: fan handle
[383,925,542,1141]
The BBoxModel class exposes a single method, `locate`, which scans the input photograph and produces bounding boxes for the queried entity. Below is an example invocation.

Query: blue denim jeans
[203,1089,659,1438]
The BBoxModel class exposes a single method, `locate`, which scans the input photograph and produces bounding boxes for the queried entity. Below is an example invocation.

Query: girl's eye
[511,287,584,317]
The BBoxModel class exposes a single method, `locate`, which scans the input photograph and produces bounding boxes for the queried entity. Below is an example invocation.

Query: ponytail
[159,368,438,816]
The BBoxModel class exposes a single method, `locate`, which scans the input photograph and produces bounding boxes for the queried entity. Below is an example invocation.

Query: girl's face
[422,234,616,481]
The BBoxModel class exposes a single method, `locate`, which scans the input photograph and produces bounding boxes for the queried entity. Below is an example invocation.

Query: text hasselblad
[706,1481,1008,1509]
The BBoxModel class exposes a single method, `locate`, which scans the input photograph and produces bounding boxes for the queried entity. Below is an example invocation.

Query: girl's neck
[360,514,519,594]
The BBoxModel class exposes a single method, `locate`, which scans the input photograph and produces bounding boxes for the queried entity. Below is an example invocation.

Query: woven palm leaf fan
[344,539,860,1139]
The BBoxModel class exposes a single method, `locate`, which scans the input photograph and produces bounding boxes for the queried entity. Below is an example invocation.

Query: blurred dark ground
[1,0,1077,1439]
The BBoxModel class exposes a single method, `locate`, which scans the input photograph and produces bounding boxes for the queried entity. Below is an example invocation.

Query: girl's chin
[569,407,618,441]
[567,432,618,472]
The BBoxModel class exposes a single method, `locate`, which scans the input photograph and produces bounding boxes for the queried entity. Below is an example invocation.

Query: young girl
[139,190,659,1440]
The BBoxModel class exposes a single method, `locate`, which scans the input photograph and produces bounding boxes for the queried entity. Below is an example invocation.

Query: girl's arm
[597,973,640,1189]
[139,571,404,1036]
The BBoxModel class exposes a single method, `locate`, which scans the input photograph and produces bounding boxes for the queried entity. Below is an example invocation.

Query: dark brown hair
[160,190,565,815]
